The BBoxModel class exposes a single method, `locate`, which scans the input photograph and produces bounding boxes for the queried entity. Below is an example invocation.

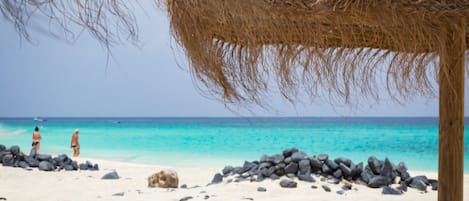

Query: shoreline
[2,156,469,201]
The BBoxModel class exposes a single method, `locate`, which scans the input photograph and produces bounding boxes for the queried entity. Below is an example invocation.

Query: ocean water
[0,117,468,172]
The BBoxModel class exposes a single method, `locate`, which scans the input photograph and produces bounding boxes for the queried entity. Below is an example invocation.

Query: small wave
[0,128,27,136]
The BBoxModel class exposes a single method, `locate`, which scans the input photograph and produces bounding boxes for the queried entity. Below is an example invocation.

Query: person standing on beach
[70,129,80,157]
[32,126,42,153]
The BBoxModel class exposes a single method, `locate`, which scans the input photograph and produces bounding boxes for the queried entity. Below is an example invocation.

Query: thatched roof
[166,0,469,104]
[2,0,468,105]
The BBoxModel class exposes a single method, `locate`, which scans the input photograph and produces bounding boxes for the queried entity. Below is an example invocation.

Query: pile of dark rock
[0,144,98,171]
[212,148,438,194]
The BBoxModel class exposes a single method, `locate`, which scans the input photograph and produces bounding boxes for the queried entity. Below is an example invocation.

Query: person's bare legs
[35,143,40,153]
[73,146,80,157]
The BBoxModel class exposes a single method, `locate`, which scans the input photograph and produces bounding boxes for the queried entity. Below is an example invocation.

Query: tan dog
[147,169,179,188]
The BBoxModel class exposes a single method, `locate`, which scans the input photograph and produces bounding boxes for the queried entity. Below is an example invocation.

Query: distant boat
[33,117,47,122]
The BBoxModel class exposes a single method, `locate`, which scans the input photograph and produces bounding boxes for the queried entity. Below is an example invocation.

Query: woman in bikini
[71,129,80,157]
[32,126,42,153]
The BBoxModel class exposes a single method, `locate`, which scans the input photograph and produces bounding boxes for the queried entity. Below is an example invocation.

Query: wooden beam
[438,23,465,201]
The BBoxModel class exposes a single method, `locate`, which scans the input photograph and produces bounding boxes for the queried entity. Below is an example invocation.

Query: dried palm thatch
[165,0,469,104]
[0,0,142,47]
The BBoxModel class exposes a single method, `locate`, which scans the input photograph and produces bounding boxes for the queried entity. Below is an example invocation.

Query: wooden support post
[438,24,465,201]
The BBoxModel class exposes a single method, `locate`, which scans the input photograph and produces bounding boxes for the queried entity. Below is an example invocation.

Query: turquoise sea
[0,117,468,172]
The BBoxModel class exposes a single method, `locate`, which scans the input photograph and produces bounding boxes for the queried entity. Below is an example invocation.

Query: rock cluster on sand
[214,148,438,194]
[0,144,98,172]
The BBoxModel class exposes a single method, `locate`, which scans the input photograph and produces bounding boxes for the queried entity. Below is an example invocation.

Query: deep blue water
[0,117,467,171]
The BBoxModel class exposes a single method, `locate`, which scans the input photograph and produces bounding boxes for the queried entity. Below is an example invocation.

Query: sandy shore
[0,157,468,201]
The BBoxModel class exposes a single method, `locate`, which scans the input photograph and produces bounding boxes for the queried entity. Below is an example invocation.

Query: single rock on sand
[342,184,352,191]
[410,179,427,191]
[210,173,223,184]
[367,176,391,188]
[112,192,124,196]
[101,170,119,180]
[298,174,315,182]
[382,186,402,195]
[179,196,193,201]
[257,187,267,192]
[147,169,179,188]
[322,185,331,192]
[279,179,297,188]
[336,190,345,195]
[180,184,188,189]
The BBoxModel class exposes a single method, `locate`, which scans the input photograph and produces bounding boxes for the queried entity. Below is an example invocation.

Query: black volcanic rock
[211,173,223,184]
[279,179,297,188]
[367,176,391,188]
[284,162,299,174]
[102,171,120,180]
[9,145,20,156]
[317,154,328,162]
[429,179,438,191]
[380,158,393,178]
[273,154,284,164]
[222,166,234,176]
[368,156,382,175]
[309,157,322,169]
[325,160,339,170]
[382,186,402,195]
[334,157,352,167]
[291,152,307,163]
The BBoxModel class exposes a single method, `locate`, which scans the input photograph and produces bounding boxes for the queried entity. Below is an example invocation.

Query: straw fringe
[0,0,140,47]
[166,0,469,104]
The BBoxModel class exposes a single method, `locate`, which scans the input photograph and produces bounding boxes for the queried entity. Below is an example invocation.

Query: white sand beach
[1,157,467,201]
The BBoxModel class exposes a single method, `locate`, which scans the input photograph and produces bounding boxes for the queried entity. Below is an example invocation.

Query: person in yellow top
[32,126,42,153]
[70,129,80,157]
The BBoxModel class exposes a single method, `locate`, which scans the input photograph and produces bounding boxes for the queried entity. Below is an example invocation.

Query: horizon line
[0,115,445,118]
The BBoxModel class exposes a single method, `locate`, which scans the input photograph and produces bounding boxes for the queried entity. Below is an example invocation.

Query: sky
[0,5,467,117]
